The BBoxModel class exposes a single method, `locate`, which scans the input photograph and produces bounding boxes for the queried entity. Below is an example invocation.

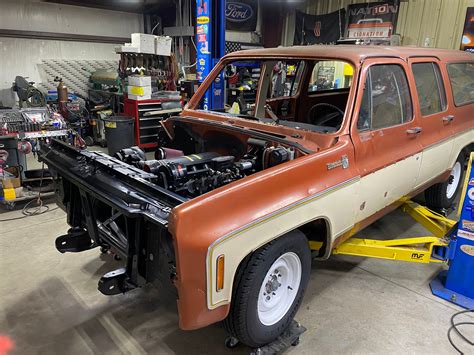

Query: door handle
[406,127,422,135]
[442,115,455,123]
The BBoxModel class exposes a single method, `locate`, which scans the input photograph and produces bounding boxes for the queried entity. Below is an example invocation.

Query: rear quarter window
[412,62,447,116]
[447,62,474,106]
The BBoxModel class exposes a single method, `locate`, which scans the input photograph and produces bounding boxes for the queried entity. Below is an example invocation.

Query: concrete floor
[1,154,474,354]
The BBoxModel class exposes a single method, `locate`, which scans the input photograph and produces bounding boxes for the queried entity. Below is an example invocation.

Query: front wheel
[425,152,465,210]
[223,230,311,347]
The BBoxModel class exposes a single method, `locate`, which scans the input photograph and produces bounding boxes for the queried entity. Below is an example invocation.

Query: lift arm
[310,200,456,264]
[332,236,448,263]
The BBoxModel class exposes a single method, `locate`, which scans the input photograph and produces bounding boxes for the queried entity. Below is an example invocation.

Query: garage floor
[1,155,473,354]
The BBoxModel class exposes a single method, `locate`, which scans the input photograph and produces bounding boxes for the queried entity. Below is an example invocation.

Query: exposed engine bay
[36,116,308,300]
[113,118,302,198]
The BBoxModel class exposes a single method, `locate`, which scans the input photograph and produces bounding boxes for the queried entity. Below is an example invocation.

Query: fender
[169,136,357,329]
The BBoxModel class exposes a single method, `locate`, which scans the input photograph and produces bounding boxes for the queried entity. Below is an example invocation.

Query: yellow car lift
[309,199,456,264]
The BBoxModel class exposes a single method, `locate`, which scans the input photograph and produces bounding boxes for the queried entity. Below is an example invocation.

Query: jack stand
[225,320,306,354]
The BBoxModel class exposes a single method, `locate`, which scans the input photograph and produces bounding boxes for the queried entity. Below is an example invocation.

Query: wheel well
[297,218,331,259]
[231,219,331,300]
[462,143,474,159]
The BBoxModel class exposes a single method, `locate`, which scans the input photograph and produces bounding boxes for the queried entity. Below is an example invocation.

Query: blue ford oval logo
[226,2,253,23]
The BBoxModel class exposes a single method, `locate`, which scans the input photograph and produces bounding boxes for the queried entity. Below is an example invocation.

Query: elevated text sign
[345,1,399,39]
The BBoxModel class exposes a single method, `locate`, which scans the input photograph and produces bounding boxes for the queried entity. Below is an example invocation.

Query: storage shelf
[138,107,162,112]
[140,125,161,130]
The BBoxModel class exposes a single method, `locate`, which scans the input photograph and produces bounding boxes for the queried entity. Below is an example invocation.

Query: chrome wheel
[446,161,462,199]
[257,252,302,326]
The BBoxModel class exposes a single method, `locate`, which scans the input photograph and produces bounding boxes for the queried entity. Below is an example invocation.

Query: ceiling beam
[0,29,128,44]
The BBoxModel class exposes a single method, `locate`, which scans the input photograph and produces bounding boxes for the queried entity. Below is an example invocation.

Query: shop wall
[282,0,474,49]
[0,0,143,107]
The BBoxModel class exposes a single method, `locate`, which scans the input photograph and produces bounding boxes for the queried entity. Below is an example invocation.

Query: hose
[0,163,58,221]
[447,309,474,354]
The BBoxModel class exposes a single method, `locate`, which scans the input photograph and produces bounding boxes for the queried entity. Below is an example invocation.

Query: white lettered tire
[223,230,311,347]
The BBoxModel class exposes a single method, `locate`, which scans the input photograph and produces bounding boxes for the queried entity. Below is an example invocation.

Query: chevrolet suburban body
[40,45,474,347]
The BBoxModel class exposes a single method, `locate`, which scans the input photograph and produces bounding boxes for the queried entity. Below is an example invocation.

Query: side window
[447,62,474,106]
[357,64,413,131]
[308,61,353,93]
[412,62,447,116]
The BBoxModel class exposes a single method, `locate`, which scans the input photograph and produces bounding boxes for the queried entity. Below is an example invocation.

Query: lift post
[430,153,474,308]
[195,0,225,110]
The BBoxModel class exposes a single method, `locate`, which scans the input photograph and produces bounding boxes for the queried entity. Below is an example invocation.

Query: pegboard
[37,59,117,98]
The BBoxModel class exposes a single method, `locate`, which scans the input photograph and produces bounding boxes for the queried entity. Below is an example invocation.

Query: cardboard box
[155,36,172,56]
[128,93,151,101]
[127,86,151,96]
[1,177,21,189]
[131,33,155,54]
[1,166,21,189]
[128,76,151,87]
[115,44,139,53]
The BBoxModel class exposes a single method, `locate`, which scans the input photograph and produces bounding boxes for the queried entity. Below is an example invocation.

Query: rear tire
[223,230,311,348]
[425,152,465,210]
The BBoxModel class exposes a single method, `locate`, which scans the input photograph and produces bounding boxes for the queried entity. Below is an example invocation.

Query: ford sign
[226,2,253,23]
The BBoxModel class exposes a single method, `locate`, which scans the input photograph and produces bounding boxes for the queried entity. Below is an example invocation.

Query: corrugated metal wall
[284,0,474,49]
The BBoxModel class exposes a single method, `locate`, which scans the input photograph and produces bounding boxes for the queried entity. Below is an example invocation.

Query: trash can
[101,116,135,156]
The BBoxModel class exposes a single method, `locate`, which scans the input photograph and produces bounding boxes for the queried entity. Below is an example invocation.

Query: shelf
[138,107,163,112]
[136,100,178,106]
[139,117,162,121]
[140,125,161,130]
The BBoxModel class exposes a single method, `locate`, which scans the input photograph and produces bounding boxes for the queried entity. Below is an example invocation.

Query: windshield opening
[195,58,354,134]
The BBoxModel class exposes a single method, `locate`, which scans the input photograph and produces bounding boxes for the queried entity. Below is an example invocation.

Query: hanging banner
[345,1,400,39]
[461,7,474,52]
[226,0,258,32]
[294,9,345,45]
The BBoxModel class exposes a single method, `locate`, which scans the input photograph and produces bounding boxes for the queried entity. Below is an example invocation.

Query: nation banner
[293,9,346,45]
[345,0,400,40]
[226,0,258,32]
